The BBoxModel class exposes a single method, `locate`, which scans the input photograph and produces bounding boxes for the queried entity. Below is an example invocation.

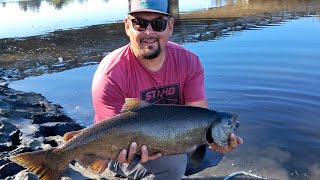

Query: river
[4,0,320,179]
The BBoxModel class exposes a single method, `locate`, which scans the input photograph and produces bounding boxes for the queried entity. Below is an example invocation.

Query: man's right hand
[117,142,162,164]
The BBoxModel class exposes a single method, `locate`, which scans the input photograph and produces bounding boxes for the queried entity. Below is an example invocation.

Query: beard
[139,38,161,60]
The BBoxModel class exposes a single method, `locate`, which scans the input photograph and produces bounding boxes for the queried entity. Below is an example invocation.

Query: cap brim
[129,9,170,16]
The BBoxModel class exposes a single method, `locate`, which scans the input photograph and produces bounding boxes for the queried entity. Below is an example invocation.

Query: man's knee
[108,154,187,179]
[142,154,187,180]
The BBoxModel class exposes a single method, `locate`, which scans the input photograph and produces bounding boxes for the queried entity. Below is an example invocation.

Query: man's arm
[185,100,208,108]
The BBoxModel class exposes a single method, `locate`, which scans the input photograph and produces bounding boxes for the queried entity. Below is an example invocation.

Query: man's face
[125,12,174,60]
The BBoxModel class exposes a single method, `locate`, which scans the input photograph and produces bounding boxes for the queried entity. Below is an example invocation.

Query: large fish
[10,98,239,180]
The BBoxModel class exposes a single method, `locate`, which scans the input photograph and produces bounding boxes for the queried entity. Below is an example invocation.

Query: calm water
[10,16,320,179]
[0,0,216,38]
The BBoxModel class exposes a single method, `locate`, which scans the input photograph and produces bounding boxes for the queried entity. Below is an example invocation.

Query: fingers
[117,142,162,164]
[127,142,138,163]
[140,145,149,163]
[139,145,162,163]
[209,133,244,154]
[229,133,238,149]
[236,136,244,144]
[117,149,128,163]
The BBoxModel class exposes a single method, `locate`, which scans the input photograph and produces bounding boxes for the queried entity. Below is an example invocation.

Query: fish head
[206,112,239,147]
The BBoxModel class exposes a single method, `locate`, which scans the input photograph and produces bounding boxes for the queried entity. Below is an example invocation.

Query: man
[91,0,243,179]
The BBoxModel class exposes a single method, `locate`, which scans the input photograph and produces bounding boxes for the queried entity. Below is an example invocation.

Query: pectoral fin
[88,159,110,174]
[190,145,207,166]
[63,130,81,141]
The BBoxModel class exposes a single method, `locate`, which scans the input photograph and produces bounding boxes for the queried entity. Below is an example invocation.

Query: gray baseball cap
[128,0,170,16]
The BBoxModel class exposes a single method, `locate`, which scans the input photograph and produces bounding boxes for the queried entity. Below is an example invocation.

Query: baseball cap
[128,0,170,16]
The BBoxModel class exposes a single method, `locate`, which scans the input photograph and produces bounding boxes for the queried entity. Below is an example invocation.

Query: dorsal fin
[121,98,150,113]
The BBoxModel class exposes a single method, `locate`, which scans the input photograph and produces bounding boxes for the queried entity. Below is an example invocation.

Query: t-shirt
[92,41,206,123]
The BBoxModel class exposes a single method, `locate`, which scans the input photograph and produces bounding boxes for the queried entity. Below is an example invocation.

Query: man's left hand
[209,133,243,154]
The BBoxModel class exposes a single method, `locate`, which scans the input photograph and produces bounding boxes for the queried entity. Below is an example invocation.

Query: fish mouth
[205,124,214,144]
[205,119,239,147]
[236,121,240,128]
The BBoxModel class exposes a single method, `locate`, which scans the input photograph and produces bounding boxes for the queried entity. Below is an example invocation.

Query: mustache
[141,37,159,41]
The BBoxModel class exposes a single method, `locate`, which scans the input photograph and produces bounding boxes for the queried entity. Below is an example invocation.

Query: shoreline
[0,74,124,179]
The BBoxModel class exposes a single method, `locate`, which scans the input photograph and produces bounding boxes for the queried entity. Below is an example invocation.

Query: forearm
[185,100,208,108]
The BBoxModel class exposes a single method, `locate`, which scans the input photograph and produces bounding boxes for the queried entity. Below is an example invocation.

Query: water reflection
[0,0,319,39]
[181,0,320,19]
[0,14,302,78]
[0,0,319,76]
[0,0,125,39]
[0,0,110,10]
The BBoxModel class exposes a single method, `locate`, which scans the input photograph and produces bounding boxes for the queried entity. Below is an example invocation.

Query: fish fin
[76,154,97,168]
[88,159,109,174]
[63,130,81,141]
[190,145,207,166]
[232,113,238,121]
[121,98,150,113]
[126,154,141,172]
[10,148,68,180]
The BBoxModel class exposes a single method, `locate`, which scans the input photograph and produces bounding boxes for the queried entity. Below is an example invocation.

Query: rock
[9,146,35,156]
[0,109,10,118]
[0,158,9,167]
[14,170,38,180]
[10,130,21,146]
[43,139,59,147]
[0,143,17,152]
[0,120,20,152]
[58,57,64,63]
[0,162,24,179]
[39,122,83,137]
[0,82,9,88]
[32,113,73,124]
[0,119,17,134]
[0,72,85,179]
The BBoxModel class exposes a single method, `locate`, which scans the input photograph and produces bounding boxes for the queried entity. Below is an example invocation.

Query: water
[9,16,320,179]
[183,17,320,179]
[0,0,127,38]
[9,65,98,126]
[0,0,215,39]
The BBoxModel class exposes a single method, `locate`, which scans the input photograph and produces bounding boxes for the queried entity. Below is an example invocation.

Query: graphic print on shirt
[140,84,180,104]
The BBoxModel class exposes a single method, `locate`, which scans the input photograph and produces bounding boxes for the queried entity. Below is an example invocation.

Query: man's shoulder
[166,41,198,58]
[95,44,131,74]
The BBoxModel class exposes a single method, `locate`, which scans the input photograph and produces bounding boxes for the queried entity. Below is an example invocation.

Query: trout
[10,98,239,180]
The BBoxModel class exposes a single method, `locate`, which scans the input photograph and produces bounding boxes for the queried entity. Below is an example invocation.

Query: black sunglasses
[130,18,169,32]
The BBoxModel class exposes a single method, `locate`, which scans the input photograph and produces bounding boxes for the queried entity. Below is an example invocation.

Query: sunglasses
[130,18,169,32]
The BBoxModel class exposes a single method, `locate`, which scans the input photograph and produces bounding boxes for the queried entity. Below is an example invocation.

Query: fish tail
[10,148,68,180]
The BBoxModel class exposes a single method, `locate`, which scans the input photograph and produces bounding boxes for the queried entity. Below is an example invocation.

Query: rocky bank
[0,71,82,179]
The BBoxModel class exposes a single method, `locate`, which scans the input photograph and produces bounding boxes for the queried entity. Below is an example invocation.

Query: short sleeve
[183,57,206,103]
[92,72,126,123]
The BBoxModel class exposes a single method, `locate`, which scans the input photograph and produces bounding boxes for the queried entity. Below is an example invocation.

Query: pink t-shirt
[92,41,206,123]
